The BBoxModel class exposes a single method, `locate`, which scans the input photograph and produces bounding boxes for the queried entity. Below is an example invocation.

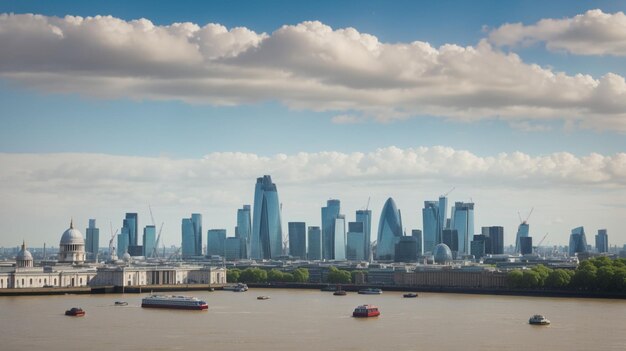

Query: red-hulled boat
[65,307,85,317]
[352,304,380,318]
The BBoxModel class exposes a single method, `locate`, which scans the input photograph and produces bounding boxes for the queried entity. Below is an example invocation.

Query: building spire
[70,218,74,229]
[21,240,25,251]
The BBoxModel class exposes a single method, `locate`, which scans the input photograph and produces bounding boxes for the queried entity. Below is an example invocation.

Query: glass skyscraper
[225,237,244,261]
[236,205,252,259]
[207,229,226,257]
[422,201,439,254]
[321,199,341,260]
[333,215,346,260]
[288,222,306,259]
[347,221,365,261]
[125,213,138,246]
[182,213,202,258]
[307,226,322,260]
[451,202,474,255]
[85,219,99,260]
[117,228,129,258]
[355,209,372,261]
[251,175,283,259]
[143,225,156,257]
[569,226,588,256]
[596,229,608,253]
[376,197,403,261]
[412,229,423,256]
[515,222,530,254]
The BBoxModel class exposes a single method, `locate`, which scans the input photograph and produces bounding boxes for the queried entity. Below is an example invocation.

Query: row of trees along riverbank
[227,266,360,284]
[507,257,626,292]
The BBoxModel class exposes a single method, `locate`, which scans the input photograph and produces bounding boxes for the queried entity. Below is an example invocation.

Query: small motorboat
[257,296,270,300]
[114,301,128,306]
[352,304,380,318]
[358,288,383,295]
[65,307,85,317]
[333,290,347,296]
[403,293,418,298]
[529,315,550,325]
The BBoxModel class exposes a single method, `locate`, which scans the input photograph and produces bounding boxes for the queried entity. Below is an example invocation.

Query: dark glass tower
[288,222,306,259]
[251,175,283,259]
[321,199,341,260]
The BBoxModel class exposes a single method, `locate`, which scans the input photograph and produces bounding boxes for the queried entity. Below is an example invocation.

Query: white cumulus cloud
[0,14,626,131]
[489,9,626,56]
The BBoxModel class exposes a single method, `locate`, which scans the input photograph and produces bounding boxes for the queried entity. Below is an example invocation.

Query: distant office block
[515,222,530,254]
[85,219,99,260]
[451,202,474,255]
[333,215,346,260]
[251,176,283,259]
[347,232,365,261]
[143,225,156,257]
[322,199,341,260]
[376,197,403,261]
[395,236,418,262]
[520,236,533,255]
[307,226,322,260]
[355,209,372,261]
[236,205,252,258]
[128,245,143,257]
[411,229,423,256]
[470,235,486,259]
[207,229,227,257]
[117,230,129,258]
[442,229,459,253]
[288,222,307,259]
[181,214,203,258]
[422,201,439,253]
[596,229,608,253]
[225,237,244,261]
[125,213,139,246]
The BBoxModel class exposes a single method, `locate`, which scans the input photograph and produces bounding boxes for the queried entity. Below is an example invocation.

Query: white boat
[141,295,208,310]
[224,283,248,292]
[358,288,383,295]
[529,315,550,325]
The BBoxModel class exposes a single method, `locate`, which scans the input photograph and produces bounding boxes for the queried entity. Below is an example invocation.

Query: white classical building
[90,265,227,287]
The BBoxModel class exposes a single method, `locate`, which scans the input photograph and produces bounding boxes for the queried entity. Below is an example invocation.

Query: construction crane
[108,221,119,261]
[536,233,549,248]
[442,186,455,197]
[148,205,156,226]
[152,222,164,258]
[167,246,181,262]
[365,196,370,211]
[525,207,534,223]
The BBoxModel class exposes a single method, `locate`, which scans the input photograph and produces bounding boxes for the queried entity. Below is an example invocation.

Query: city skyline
[0,1,624,248]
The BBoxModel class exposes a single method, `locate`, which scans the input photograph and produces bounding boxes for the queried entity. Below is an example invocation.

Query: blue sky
[0,1,625,248]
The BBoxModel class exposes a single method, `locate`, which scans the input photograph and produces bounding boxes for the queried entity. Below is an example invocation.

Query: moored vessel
[114,301,128,306]
[403,293,418,298]
[333,290,347,296]
[65,307,85,316]
[141,295,208,310]
[352,304,380,318]
[358,288,383,295]
[224,283,248,292]
[257,295,270,300]
[529,315,550,325]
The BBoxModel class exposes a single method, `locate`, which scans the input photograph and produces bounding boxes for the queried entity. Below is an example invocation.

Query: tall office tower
[125,213,138,246]
[251,175,283,259]
[481,226,504,255]
[442,229,459,253]
[412,229,423,256]
[307,226,322,260]
[117,229,129,258]
[596,229,609,253]
[333,215,347,260]
[288,222,306,259]
[395,236,418,262]
[422,201,440,253]
[347,221,365,261]
[355,209,372,261]
[143,225,156,257]
[515,222,530,253]
[236,205,252,259]
[207,229,226,257]
[438,195,448,231]
[321,199,341,260]
[224,237,244,261]
[451,202,474,255]
[376,198,403,261]
[181,218,194,258]
[191,214,202,256]
[569,226,588,257]
[470,234,486,259]
[85,219,99,260]
[520,236,533,255]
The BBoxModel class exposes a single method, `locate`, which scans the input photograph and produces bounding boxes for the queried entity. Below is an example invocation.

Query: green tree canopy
[327,266,351,284]
[545,269,572,289]
[227,268,241,283]
[292,268,310,283]
[239,268,268,283]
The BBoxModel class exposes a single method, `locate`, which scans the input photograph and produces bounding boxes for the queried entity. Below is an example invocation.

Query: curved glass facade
[514,222,529,254]
[251,175,283,259]
[376,197,403,261]
[569,226,588,256]
[433,243,453,264]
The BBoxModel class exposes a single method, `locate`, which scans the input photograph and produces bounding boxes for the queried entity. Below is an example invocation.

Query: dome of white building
[60,220,85,245]
[58,219,86,264]
[16,241,34,268]
[433,243,453,264]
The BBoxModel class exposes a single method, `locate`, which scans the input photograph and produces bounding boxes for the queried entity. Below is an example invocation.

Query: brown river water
[1,288,625,350]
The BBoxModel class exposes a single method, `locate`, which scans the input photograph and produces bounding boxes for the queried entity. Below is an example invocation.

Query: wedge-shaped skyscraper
[251,175,283,259]
[376,197,403,261]
[569,226,588,257]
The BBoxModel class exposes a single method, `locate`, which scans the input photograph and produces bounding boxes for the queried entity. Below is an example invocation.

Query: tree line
[507,257,626,292]
[227,267,310,283]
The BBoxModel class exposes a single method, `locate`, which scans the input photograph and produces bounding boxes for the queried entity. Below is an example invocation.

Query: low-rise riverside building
[90,264,227,287]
